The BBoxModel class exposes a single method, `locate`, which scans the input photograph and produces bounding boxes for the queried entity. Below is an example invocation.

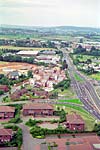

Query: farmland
[0,45,56,51]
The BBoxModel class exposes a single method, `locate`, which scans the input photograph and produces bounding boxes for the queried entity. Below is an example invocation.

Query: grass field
[54,87,77,99]
[0,45,56,51]
[58,99,82,105]
[55,104,95,131]
[73,54,96,61]
[89,73,100,81]
[0,34,73,41]
[0,34,42,40]
[74,73,84,82]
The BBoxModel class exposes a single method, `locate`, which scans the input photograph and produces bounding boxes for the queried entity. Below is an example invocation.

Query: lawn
[0,34,73,41]
[58,99,82,105]
[74,73,84,82]
[89,73,100,81]
[53,87,77,99]
[55,104,95,131]
[73,54,96,62]
[0,45,56,51]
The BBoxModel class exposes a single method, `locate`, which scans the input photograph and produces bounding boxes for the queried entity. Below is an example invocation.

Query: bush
[0,90,4,95]
[3,125,23,149]
[26,119,43,127]
[9,117,22,124]
[4,125,18,131]
[35,135,45,139]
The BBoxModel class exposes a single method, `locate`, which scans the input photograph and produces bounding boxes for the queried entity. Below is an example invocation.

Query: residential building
[23,103,54,116]
[0,128,13,143]
[7,71,20,80]
[65,113,85,131]
[0,85,9,92]
[0,106,15,120]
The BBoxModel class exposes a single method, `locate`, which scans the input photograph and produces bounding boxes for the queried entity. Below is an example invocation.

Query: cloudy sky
[0,0,100,27]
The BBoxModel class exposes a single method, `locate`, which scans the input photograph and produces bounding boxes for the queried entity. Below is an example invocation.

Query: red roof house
[65,113,85,131]
[0,128,13,143]
[0,106,15,120]
[0,85,9,92]
[23,103,54,116]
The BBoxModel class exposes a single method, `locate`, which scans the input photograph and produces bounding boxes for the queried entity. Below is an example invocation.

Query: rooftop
[23,103,53,110]
[0,106,15,113]
[0,128,13,136]
[66,113,84,124]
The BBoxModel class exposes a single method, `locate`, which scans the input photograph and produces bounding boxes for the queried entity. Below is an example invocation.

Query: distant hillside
[0,24,100,33]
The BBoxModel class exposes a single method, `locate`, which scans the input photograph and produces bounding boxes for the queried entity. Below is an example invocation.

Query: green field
[89,73,100,81]
[0,45,56,51]
[74,73,84,82]
[58,99,82,105]
[55,104,95,131]
[53,87,77,99]
[0,34,73,41]
[73,54,97,61]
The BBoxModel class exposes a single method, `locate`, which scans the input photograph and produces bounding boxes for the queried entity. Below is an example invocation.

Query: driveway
[18,123,45,150]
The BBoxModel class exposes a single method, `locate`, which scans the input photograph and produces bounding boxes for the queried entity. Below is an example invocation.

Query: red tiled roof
[23,103,53,110]
[0,147,17,150]
[70,143,92,150]
[66,113,84,124]
[46,135,100,150]
[34,145,41,150]
[0,106,15,113]
[0,128,13,136]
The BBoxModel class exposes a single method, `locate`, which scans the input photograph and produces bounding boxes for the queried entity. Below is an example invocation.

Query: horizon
[1,0,100,28]
[1,24,100,29]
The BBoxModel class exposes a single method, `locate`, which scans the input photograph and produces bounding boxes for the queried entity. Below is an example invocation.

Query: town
[0,25,100,150]
[0,0,100,149]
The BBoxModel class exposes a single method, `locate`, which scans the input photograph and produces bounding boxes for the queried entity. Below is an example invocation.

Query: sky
[0,0,100,27]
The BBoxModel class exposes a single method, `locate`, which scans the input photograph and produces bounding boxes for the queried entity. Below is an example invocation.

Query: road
[18,124,45,150]
[62,48,100,120]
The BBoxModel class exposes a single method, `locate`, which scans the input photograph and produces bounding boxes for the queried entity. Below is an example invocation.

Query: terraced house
[0,106,15,120]
[0,128,13,143]
[23,103,54,116]
[65,113,85,131]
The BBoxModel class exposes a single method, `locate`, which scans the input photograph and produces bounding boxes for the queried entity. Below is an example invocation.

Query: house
[0,106,15,120]
[7,71,20,80]
[0,128,13,143]
[0,85,9,92]
[65,113,85,131]
[23,103,54,116]
[32,89,49,99]
[35,134,100,150]
[10,88,28,100]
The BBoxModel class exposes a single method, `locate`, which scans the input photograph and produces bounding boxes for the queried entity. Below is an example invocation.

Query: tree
[28,70,33,78]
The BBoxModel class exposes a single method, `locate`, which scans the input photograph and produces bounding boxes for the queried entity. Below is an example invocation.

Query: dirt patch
[38,122,58,129]
[0,61,37,73]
